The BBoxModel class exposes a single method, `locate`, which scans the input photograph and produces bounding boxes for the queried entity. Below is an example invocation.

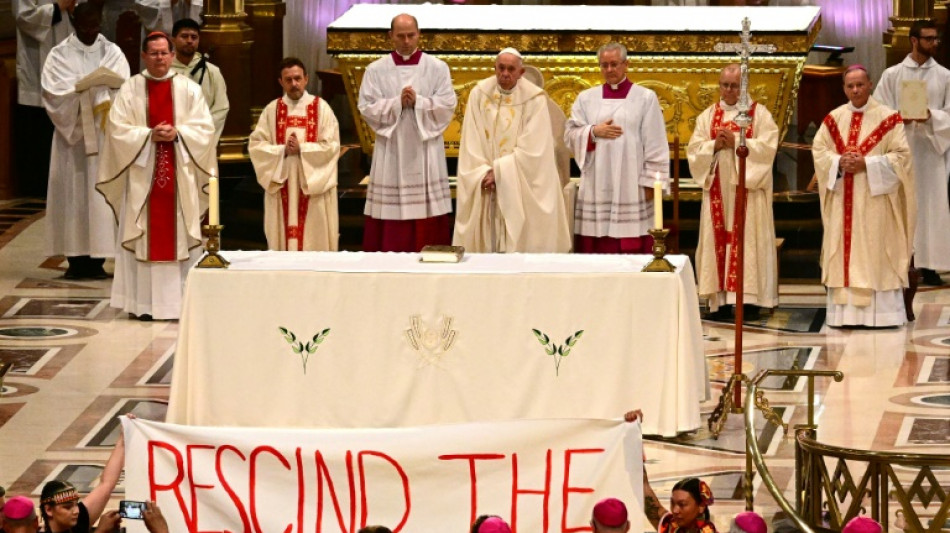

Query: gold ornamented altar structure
[327,4,821,157]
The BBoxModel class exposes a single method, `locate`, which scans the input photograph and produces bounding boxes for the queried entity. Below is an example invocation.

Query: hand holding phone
[119,500,147,520]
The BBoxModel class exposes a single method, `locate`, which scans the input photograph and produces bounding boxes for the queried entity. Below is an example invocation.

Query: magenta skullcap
[733,511,767,533]
[842,516,883,533]
[478,517,512,533]
[593,497,628,527]
[1,496,35,521]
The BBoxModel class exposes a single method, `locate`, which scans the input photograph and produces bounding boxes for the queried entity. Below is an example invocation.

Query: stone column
[883,0,934,68]
[244,0,285,127]
[201,0,253,161]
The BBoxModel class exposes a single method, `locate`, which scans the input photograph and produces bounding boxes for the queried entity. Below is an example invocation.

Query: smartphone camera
[119,500,146,520]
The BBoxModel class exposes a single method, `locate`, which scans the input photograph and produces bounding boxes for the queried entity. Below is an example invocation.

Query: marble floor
[0,198,948,531]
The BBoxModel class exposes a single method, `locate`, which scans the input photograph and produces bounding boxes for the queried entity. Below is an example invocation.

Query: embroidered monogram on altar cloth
[405,315,457,366]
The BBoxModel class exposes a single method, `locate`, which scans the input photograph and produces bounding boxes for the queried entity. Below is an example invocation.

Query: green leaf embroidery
[532,327,584,376]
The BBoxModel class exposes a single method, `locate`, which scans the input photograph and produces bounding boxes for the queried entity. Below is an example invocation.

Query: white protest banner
[121,417,644,533]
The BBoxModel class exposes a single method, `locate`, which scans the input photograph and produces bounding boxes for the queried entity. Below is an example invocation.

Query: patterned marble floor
[0,198,948,531]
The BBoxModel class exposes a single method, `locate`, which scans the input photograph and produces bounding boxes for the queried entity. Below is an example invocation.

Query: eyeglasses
[918,36,941,42]
[146,51,172,58]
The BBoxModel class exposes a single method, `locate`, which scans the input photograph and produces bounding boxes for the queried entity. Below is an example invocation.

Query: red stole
[821,109,901,287]
[708,102,756,291]
[146,77,177,262]
[275,97,319,251]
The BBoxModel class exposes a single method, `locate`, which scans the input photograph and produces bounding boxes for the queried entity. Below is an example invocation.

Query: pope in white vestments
[249,58,340,252]
[688,65,779,315]
[813,66,916,328]
[454,48,571,253]
[97,33,215,320]
[42,5,130,279]
[358,14,456,252]
[565,43,670,254]
[873,20,950,286]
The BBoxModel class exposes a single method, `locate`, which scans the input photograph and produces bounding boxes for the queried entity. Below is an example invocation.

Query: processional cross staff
[708,18,775,434]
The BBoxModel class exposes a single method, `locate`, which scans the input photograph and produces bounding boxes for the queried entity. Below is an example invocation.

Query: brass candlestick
[197,224,230,268]
[641,228,676,272]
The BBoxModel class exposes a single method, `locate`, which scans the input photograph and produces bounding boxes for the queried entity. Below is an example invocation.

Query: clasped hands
[839,150,866,174]
[401,86,416,109]
[285,132,300,157]
[713,127,736,152]
[481,169,495,191]
[151,122,177,143]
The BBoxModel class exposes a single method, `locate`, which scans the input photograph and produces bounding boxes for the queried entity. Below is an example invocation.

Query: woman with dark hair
[39,430,125,533]
[471,515,512,533]
[626,410,718,533]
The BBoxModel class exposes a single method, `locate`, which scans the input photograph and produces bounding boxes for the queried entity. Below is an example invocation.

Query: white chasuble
[812,98,916,326]
[97,72,215,319]
[565,80,670,238]
[874,56,950,271]
[14,0,75,106]
[687,101,779,311]
[249,92,340,252]
[359,51,455,220]
[454,77,571,253]
[42,34,129,258]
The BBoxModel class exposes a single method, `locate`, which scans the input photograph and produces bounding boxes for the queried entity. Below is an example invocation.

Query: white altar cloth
[167,252,706,437]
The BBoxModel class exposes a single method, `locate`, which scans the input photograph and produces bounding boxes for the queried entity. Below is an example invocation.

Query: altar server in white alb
[171,18,229,146]
[42,4,130,280]
[564,42,670,254]
[250,57,340,251]
[812,65,915,328]
[358,14,456,252]
[687,64,779,319]
[134,0,202,34]
[97,32,215,321]
[454,48,571,253]
[873,19,950,287]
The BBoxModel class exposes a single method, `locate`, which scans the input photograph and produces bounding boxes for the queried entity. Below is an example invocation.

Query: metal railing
[743,368,950,532]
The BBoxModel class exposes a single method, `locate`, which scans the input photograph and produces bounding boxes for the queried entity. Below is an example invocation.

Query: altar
[327,4,821,156]
[166,252,706,437]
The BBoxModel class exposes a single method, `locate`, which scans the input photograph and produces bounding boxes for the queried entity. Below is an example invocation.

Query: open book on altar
[899,79,929,120]
[75,67,125,92]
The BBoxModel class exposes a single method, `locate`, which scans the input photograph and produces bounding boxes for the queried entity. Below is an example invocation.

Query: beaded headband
[41,487,79,505]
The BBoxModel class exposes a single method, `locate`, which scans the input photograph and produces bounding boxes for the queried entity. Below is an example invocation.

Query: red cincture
[708,102,757,291]
[822,111,901,287]
[275,97,320,250]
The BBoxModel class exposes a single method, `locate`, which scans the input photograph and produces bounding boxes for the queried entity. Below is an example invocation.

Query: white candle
[209,174,220,225]
[653,173,663,230]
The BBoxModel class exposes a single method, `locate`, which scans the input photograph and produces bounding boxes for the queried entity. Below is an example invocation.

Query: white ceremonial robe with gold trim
[688,101,779,312]
[97,72,215,319]
[812,98,916,327]
[42,34,129,258]
[250,92,340,252]
[454,77,571,253]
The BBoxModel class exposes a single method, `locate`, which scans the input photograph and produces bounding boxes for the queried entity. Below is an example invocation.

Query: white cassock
[687,101,779,311]
[359,51,455,221]
[874,56,950,271]
[812,98,916,327]
[249,91,340,252]
[42,34,130,259]
[171,55,229,147]
[564,79,670,240]
[454,77,571,253]
[97,72,215,319]
[14,0,75,107]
